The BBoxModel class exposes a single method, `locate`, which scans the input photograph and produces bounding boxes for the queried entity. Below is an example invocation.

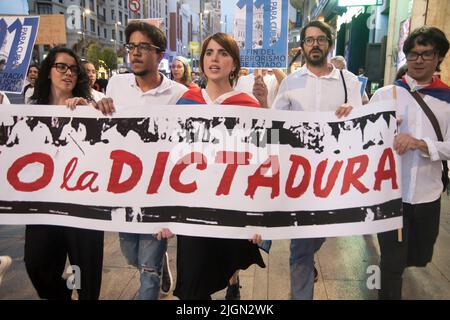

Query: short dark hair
[200,32,241,87]
[27,64,39,74]
[301,20,334,48]
[31,46,91,104]
[125,21,166,53]
[403,26,449,71]
[81,59,95,68]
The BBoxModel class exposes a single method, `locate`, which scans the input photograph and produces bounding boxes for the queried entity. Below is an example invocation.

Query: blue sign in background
[0,16,40,93]
[358,76,368,97]
[236,0,289,68]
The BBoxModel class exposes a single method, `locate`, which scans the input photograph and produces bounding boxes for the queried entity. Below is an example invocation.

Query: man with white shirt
[273,20,362,300]
[95,23,186,115]
[370,26,450,300]
[94,21,187,300]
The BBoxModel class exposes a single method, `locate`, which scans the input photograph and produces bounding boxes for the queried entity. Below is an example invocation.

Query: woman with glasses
[25,46,104,300]
[170,56,199,89]
[170,33,266,300]
[30,48,92,108]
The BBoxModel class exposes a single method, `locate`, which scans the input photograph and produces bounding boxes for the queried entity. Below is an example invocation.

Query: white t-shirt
[24,87,34,104]
[235,73,280,108]
[273,65,362,111]
[106,73,187,108]
[91,88,105,102]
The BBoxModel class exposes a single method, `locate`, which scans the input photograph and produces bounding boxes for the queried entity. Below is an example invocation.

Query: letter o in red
[7,153,54,192]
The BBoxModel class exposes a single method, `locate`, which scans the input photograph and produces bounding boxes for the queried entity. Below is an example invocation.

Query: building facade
[28,0,147,61]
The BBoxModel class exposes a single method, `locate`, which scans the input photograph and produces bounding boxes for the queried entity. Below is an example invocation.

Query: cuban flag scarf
[394,75,450,103]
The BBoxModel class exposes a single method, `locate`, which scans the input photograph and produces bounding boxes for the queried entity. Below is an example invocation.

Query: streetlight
[78,8,91,57]
[199,10,209,43]
[222,14,228,34]
[220,20,228,33]
[113,21,121,54]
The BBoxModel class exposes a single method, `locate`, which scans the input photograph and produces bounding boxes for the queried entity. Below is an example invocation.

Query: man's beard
[305,48,328,67]
[132,69,150,77]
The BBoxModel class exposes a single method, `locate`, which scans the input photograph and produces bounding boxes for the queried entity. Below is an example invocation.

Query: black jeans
[24,225,104,300]
[377,198,440,300]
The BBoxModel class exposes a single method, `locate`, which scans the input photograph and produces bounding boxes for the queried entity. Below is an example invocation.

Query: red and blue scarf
[394,75,450,103]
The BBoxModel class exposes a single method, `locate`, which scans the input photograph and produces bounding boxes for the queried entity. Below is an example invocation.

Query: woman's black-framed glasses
[124,42,160,52]
[52,63,80,74]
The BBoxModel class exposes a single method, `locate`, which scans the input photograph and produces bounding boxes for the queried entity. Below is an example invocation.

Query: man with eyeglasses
[370,26,450,300]
[93,21,187,300]
[272,20,363,300]
[94,23,186,115]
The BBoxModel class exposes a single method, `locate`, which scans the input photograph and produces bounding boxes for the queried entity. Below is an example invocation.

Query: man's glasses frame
[405,50,437,61]
[302,36,330,47]
[124,42,161,53]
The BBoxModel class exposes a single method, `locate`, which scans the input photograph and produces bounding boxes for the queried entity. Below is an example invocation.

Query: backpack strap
[339,69,348,104]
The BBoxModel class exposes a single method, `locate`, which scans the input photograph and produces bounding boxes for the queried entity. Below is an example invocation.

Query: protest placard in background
[0,16,39,93]
[35,14,66,45]
[233,0,289,68]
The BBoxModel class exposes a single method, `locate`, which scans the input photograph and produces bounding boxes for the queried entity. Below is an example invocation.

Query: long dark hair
[31,47,91,104]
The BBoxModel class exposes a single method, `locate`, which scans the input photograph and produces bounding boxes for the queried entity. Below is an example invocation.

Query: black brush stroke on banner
[0,198,402,227]
[0,111,395,153]
[0,201,112,220]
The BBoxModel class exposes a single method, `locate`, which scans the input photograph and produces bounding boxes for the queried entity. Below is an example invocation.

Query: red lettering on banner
[107,150,143,193]
[374,148,398,190]
[313,159,343,198]
[215,151,251,196]
[4,148,398,199]
[245,155,280,199]
[170,152,207,193]
[7,152,54,192]
[147,152,170,194]
[285,155,311,198]
[341,155,370,195]
[61,157,77,191]
[77,172,99,192]
[60,157,99,192]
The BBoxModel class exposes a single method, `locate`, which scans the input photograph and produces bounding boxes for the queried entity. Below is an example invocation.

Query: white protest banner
[0,16,40,93]
[0,103,402,239]
[233,0,289,68]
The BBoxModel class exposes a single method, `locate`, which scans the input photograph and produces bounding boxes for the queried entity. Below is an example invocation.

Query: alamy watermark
[66,265,81,290]
[366,265,381,290]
